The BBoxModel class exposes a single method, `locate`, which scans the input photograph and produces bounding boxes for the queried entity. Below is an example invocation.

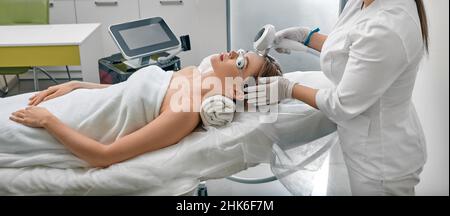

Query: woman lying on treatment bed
[6,50,282,168]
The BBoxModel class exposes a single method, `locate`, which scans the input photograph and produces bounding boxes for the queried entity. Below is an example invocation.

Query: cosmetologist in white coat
[245,0,428,195]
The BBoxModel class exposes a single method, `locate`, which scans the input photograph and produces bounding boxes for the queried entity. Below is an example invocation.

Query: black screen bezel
[109,17,179,58]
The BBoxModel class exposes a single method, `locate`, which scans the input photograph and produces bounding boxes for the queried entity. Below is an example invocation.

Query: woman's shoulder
[350,6,423,61]
[128,65,173,80]
[353,1,420,35]
[173,66,198,77]
[181,66,198,71]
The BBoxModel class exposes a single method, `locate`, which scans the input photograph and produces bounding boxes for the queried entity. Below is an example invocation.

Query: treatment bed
[0,71,336,196]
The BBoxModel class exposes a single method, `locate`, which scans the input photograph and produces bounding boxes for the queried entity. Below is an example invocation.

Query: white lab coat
[316,0,427,181]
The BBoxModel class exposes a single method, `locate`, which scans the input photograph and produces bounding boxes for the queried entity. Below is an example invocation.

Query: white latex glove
[274,27,311,54]
[244,77,296,106]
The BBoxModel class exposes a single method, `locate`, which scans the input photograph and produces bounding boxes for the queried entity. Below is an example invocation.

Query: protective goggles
[236,49,247,71]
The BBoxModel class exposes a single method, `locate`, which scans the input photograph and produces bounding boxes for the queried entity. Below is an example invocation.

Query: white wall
[225,0,450,196]
[413,0,449,196]
[230,0,340,72]
[207,0,340,196]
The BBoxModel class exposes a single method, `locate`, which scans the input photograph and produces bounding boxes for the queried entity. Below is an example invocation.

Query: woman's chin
[210,54,220,64]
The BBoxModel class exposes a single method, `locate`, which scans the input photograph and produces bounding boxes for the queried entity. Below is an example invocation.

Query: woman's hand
[28,81,80,106]
[274,27,311,54]
[10,107,55,128]
[244,77,296,106]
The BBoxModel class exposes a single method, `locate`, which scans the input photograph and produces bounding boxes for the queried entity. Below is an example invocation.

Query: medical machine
[253,24,309,56]
[254,24,322,58]
[109,17,190,69]
[98,53,180,84]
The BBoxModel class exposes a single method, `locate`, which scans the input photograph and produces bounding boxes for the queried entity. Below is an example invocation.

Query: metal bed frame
[196,133,336,196]
[196,175,277,196]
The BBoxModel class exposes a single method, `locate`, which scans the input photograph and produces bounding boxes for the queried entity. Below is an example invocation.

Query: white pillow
[197,54,215,74]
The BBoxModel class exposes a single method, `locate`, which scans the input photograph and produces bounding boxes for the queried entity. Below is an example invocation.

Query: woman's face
[210,50,265,79]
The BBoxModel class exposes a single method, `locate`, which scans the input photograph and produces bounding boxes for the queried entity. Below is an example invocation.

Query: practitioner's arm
[29,81,111,106]
[10,107,200,168]
[275,27,328,53]
[308,33,328,53]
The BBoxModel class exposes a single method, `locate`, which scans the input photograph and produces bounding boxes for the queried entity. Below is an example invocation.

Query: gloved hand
[244,77,296,106]
[274,27,311,54]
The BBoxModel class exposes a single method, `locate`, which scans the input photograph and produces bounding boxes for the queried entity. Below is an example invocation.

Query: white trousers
[346,165,423,196]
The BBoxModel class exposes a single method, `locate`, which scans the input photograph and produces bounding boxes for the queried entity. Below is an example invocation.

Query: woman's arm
[294,22,409,123]
[283,31,327,106]
[275,27,328,53]
[71,81,111,90]
[43,110,199,168]
[291,84,319,109]
[29,81,112,106]
[11,107,200,168]
[308,33,328,52]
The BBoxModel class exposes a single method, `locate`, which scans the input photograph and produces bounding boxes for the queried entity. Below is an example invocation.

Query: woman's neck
[161,68,238,114]
[199,70,229,101]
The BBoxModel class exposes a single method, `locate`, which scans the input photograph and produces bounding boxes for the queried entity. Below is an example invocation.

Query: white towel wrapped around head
[200,95,236,128]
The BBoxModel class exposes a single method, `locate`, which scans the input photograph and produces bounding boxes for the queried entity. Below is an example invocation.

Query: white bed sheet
[0,71,334,196]
[0,112,273,196]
